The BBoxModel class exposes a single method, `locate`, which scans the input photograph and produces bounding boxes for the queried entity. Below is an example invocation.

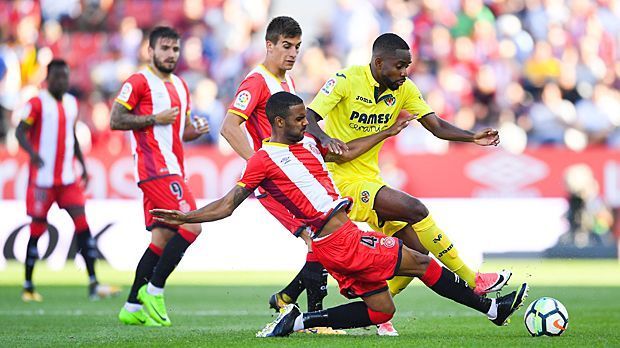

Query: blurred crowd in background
[1,0,620,155]
[0,0,618,248]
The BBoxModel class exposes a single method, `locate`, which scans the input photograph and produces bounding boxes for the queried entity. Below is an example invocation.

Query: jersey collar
[262,138,289,148]
[259,64,286,83]
[364,64,380,88]
[365,64,396,104]
[146,65,173,82]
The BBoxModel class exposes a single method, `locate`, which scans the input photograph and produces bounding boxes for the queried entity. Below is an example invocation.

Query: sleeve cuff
[115,99,134,111]
[228,109,249,120]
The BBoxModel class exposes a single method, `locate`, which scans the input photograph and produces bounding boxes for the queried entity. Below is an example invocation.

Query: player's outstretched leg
[413,253,528,325]
[411,215,513,294]
[376,188,512,295]
[257,297,395,337]
[22,220,46,302]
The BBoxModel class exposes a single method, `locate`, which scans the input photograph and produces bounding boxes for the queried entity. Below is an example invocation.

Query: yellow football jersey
[308,65,433,182]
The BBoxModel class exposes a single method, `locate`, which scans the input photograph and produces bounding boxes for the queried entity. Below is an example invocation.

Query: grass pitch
[1,259,619,347]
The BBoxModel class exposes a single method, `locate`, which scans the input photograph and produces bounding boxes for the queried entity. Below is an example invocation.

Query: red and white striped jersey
[238,135,352,232]
[227,64,296,151]
[115,67,190,183]
[21,90,79,188]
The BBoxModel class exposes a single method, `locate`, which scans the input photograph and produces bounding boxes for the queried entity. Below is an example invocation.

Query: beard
[153,55,177,74]
[285,129,305,143]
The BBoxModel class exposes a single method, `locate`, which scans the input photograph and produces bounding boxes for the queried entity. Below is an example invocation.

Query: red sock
[72,214,89,232]
[367,308,393,325]
[30,221,47,238]
[148,243,163,256]
[178,228,198,244]
[420,258,442,286]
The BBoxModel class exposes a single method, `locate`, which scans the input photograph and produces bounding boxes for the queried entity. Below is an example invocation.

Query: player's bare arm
[306,108,348,155]
[15,121,44,168]
[418,112,500,146]
[182,114,210,142]
[73,132,89,186]
[220,112,255,160]
[109,102,178,130]
[325,114,415,163]
[151,185,252,225]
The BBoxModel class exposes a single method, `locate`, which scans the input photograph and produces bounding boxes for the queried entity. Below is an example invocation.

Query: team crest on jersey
[321,78,337,95]
[381,237,396,248]
[305,143,321,156]
[384,96,396,106]
[360,190,370,203]
[118,82,133,102]
[234,90,251,110]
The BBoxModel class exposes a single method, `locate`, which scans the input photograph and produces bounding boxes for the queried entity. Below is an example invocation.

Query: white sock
[147,282,164,295]
[124,302,142,312]
[292,315,305,331]
[486,298,497,319]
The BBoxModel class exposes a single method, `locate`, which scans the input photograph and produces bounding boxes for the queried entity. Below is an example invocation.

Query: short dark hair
[372,33,409,56]
[47,59,68,75]
[265,16,302,44]
[266,92,304,125]
[149,26,180,48]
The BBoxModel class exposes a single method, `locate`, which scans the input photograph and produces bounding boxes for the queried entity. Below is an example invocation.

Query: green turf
[1,259,619,347]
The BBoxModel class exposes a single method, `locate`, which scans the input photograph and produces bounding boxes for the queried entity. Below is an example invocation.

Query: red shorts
[138,175,197,231]
[257,189,305,236]
[312,220,402,299]
[26,181,86,218]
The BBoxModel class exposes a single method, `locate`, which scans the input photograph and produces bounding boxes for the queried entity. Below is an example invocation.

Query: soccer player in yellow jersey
[306,33,511,336]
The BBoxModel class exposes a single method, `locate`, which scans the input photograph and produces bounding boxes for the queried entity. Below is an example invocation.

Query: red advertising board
[2,145,619,205]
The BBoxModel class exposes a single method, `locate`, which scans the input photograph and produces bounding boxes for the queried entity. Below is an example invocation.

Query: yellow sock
[412,214,476,288]
[388,276,414,296]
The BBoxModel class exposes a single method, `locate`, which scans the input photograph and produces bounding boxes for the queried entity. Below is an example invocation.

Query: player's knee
[402,247,431,277]
[151,227,176,247]
[30,219,47,238]
[407,202,429,223]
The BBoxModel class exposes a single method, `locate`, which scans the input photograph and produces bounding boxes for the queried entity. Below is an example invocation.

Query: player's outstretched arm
[325,114,415,163]
[306,108,348,155]
[15,121,44,168]
[418,113,500,146]
[150,185,252,225]
[109,102,178,130]
[220,112,254,160]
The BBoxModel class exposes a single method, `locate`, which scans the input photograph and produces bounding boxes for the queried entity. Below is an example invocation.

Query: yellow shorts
[337,178,407,237]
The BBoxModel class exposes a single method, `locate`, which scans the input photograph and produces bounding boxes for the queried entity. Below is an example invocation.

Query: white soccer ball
[523,297,569,336]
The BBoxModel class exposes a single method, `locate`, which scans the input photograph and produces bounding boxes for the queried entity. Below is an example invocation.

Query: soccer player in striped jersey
[220,16,335,332]
[150,92,528,337]
[15,59,120,302]
[110,27,210,327]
